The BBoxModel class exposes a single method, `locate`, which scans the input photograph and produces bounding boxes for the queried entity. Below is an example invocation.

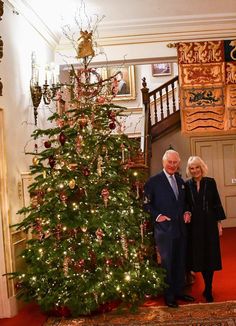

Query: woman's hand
[218,222,223,236]
[184,211,191,223]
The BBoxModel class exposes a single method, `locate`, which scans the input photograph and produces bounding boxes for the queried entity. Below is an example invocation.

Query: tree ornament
[140,223,144,243]
[56,118,64,128]
[48,156,55,168]
[44,140,51,148]
[15,282,23,291]
[81,226,87,232]
[109,121,116,130]
[134,181,140,199]
[105,258,112,266]
[32,156,39,166]
[30,194,39,208]
[102,145,109,160]
[83,167,90,176]
[74,259,85,273]
[32,143,39,165]
[59,132,66,146]
[97,155,103,176]
[63,257,70,276]
[101,188,109,207]
[97,96,105,104]
[68,179,76,189]
[108,110,116,120]
[121,233,129,259]
[95,228,104,244]
[108,110,116,129]
[60,191,67,203]
[76,30,95,59]
[78,113,88,129]
[120,143,125,163]
[68,163,78,171]
[89,250,97,266]
[52,305,71,318]
[76,135,83,153]
[55,225,61,240]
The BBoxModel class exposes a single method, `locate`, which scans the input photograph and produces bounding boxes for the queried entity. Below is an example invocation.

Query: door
[191,136,236,228]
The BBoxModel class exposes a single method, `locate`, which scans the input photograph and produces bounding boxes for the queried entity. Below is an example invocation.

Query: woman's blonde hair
[186,156,208,178]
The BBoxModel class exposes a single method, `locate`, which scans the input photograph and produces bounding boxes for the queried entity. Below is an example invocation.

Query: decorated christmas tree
[12,29,166,316]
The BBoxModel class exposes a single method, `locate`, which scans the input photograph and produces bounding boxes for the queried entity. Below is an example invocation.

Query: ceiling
[7,0,236,47]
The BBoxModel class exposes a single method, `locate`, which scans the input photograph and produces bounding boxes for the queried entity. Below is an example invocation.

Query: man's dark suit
[144,171,187,302]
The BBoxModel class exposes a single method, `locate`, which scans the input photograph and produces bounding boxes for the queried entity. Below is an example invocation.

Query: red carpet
[0,227,236,326]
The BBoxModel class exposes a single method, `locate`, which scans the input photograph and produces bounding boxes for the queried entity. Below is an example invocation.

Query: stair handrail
[141,75,179,169]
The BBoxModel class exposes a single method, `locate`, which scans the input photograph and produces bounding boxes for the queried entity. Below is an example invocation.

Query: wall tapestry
[177,40,236,133]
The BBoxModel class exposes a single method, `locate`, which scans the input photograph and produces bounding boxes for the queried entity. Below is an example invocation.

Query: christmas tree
[12,29,166,316]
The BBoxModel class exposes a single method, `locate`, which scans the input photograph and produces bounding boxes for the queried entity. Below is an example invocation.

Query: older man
[144,150,194,308]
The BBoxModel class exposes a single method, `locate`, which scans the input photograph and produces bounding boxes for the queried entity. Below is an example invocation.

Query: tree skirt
[44,301,236,326]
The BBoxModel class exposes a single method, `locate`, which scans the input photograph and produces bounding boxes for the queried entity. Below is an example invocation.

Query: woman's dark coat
[185,177,226,272]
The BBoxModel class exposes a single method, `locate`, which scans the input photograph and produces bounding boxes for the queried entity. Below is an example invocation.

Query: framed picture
[152,63,172,77]
[107,65,136,101]
[59,64,136,101]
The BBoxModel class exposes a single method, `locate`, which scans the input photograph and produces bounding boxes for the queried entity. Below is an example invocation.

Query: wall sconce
[30,52,61,125]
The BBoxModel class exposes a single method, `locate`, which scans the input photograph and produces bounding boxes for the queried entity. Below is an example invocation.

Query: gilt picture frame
[59,64,136,101]
[152,63,172,77]
[106,65,136,101]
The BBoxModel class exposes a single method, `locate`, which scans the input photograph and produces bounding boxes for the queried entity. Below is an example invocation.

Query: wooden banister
[141,76,180,170]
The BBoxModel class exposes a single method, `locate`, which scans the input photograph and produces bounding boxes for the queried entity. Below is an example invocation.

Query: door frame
[191,134,236,228]
[0,109,17,317]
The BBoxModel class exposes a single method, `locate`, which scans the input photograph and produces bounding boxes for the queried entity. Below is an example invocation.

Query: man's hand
[157,215,171,222]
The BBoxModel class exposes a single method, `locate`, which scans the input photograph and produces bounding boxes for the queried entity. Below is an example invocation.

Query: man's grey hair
[162,149,180,163]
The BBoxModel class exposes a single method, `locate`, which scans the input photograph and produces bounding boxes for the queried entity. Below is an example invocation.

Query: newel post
[141,77,151,173]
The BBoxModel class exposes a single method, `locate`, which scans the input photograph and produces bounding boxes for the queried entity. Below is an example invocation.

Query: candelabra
[30,52,61,125]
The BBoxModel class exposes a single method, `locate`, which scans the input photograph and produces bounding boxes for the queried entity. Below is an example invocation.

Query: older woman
[185,156,226,302]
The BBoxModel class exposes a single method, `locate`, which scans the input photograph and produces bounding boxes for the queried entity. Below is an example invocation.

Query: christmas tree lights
[11,29,166,317]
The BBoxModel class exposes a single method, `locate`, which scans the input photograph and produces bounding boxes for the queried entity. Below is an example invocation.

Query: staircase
[141,76,180,168]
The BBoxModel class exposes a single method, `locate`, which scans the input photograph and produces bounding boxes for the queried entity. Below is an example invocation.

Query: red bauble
[50,306,71,317]
[44,140,51,148]
[60,191,67,203]
[15,282,22,290]
[108,110,116,119]
[48,156,55,168]
[97,96,105,103]
[59,132,66,146]
[83,167,90,176]
[97,301,120,314]
[105,259,113,266]
[109,121,116,130]
[79,114,88,128]
[77,259,85,268]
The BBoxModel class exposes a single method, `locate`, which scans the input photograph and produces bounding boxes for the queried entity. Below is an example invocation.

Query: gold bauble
[81,226,87,232]
[32,156,39,165]
[69,179,76,189]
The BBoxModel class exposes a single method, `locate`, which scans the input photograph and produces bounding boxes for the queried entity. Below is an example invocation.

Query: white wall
[0,4,55,317]
[151,128,191,179]
[0,5,56,223]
